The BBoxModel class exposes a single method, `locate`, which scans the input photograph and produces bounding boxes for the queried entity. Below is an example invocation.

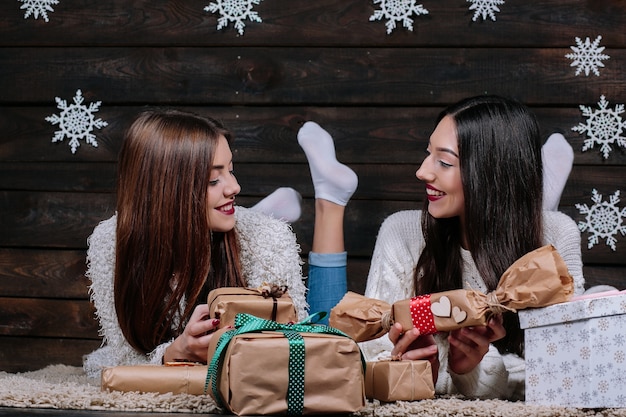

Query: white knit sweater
[83,207,308,379]
[361,210,585,401]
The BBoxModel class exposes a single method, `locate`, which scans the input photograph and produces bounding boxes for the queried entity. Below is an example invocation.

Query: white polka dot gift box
[519,290,626,408]
[205,313,365,416]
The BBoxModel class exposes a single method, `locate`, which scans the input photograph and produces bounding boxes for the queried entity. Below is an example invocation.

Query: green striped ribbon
[205,312,362,415]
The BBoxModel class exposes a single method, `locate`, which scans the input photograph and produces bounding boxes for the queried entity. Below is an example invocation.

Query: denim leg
[306,252,348,325]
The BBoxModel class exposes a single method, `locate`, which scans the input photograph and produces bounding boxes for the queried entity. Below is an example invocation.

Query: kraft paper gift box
[365,360,435,402]
[101,363,207,395]
[207,285,297,329]
[519,291,626,408]
[206,313,366,416]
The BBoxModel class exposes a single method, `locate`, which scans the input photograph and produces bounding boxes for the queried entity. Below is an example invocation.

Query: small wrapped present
[206,313,366,415]
[331,245,574,341]
[207,284,297,328]
[101,363,207,394]
[365,360,434,402]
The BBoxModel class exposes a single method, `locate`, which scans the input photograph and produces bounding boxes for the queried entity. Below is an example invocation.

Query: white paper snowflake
[369,0,429,35]
[576,189,626,251]
[45,89,108,154]
[204,0,262,36]
[571,95,626,159]
[467,0,504,22]
[565,35,610,77]
[18,0,59,22]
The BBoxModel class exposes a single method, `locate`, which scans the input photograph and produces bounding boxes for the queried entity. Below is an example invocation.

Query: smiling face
[416,115,465,221]
[207,135,241,232]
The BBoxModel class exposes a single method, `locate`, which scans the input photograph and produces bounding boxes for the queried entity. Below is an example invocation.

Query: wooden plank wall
[0,0,625,372]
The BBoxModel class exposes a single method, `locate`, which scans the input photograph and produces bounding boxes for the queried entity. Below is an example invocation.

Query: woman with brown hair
[83,110,357,377]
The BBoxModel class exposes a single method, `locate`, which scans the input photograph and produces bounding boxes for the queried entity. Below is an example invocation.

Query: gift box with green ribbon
[206,312,366,416]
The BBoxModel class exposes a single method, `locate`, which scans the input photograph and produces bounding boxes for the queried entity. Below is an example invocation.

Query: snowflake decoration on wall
[18,0,59,22]
[370,0,429,35]
[204,0,262,36]
[565,36,610,77]
[572,95,626,159]
[467,0,504,22]
[45,89,108,154]
[575,189,626,251]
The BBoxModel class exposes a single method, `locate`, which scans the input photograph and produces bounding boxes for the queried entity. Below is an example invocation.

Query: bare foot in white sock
[542,133,574,211]
[297,122,358,206]
[250,187,302,223]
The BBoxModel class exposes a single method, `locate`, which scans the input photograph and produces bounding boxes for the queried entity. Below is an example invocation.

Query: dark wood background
[1,0,625,372]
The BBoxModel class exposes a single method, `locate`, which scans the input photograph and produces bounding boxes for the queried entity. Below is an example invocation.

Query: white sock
[542,133,574,211]
[297,121,358,206]
[250,187,302,223]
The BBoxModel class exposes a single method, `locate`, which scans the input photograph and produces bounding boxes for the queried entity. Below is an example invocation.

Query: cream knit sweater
[83,207,308,379]
[361,210,585,401]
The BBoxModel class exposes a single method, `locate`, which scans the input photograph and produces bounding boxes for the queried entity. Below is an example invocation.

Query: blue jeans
[306,252,347,325]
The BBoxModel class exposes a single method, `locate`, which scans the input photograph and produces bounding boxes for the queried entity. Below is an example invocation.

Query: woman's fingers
[401,343,438,361]
[390,325,440,362]
[446,316,507,375]
[186,304,219,336]
[390,327,420,356]
[188,304,210,323]
[387,322,404,345]
[487,315,506,342]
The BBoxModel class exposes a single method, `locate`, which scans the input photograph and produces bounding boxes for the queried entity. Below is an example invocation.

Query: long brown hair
[114,109,245,354]
[414,96,544,356]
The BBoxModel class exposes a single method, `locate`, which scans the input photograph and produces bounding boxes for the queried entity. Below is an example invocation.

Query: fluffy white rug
[1,365,625,416]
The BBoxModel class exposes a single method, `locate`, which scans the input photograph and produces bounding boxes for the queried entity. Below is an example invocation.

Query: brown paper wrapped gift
[365,360,435,402]
[101,363,207,394]
[331,245,574,341]
[207,285,297,328]
[206,314,366,415]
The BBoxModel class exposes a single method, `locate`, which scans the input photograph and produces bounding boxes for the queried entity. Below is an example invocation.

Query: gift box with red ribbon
[330,245,574,341]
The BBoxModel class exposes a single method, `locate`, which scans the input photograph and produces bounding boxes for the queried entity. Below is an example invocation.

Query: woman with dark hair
[83,110,357,377]
[361,95,584,400]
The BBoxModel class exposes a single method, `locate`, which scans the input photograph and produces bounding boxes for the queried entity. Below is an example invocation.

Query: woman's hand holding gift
[447,315,505,375]
[164,304,220,363]
[389,322,440,384]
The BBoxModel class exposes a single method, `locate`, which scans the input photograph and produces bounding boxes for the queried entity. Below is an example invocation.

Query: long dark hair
[114,109,245,354]
[414,95,544,356]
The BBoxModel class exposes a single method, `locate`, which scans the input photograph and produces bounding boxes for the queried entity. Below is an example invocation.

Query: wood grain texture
[0,297,98,338]
[2,188,625,263]
[0,248,89,298]
[0,337,101,373]
[1,48,624,106]
[0,0,624,47]
[2,106,625,164]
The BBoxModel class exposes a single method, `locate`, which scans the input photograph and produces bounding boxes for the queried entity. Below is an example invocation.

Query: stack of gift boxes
[102,284,438,414]
[104,286,368,415]
[100,245,605,413]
